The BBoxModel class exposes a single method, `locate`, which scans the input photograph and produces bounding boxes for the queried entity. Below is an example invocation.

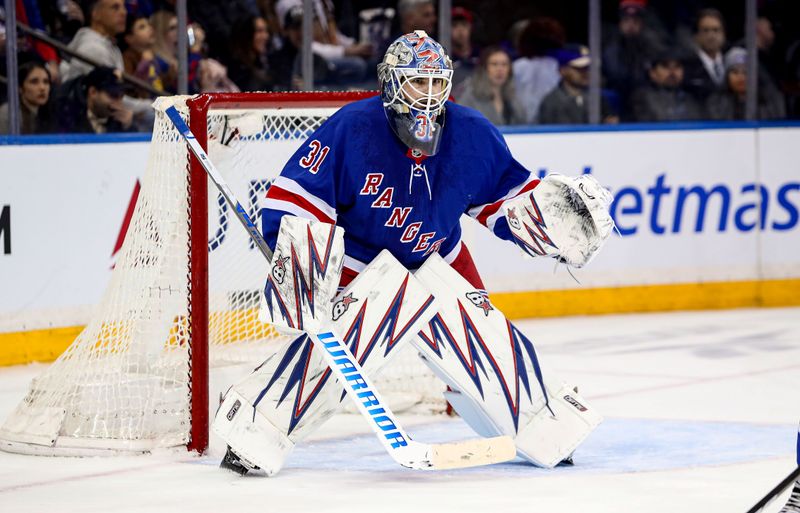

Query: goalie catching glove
[502,174,614,268]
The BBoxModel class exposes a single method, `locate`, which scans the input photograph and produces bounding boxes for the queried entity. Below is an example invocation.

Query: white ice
[1,307,798,513]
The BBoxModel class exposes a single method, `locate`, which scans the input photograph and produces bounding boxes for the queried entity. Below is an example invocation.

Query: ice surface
[1,307,798,513]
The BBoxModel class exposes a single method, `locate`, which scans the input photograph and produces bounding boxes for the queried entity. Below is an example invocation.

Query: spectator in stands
[151,11,239,94]
[754,16,781,87]
[226,15,274,92]
[512,17,564,124]
[707,47,786,121]
[629,49,702,122]
[539,44,618,125]
[785,34,800,118]
[13,0,64,84]
[396,0,436,37]
[269,5,305,91]
[456,46,525,126]
[450,7,479,93]
[188,0,260,62]
[60,0,127,82]
[150,10,185,92]
[274,0,373,86]
[732,15,784,107]
[57,0,153,129]
[683,8,727,102]
[0,61,55,135]
[121,13,172,97]
[603,0,666,119]
[38,0,85,45]
[56,66,135,133]
[504,19,529,61]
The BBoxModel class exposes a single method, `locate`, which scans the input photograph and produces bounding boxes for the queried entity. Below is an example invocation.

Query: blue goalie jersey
[262,95,539,274]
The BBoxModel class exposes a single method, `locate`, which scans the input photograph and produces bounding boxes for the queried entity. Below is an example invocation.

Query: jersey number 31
[299,140,330,174]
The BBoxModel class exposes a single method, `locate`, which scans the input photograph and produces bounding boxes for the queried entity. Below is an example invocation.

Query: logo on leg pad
[465,291,493,316]
[271,255,290,284]
[563,395,587,412]
[226,399,242,421]
[331,292,359,321]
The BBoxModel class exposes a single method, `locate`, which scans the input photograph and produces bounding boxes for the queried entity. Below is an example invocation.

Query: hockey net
[0,92,446,456]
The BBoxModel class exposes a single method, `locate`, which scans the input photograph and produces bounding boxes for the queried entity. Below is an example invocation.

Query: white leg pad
[514,382,602,468]
[212,250,437,475]
[212,390,295,476]
[413,253,602,468]
[443,390,501,440]
[445,381,601,468]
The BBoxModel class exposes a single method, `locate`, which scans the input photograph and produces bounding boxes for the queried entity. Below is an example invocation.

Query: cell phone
[187,26,195,47]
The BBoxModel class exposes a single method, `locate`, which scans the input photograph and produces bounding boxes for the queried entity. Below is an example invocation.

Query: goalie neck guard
[378,31,454,156]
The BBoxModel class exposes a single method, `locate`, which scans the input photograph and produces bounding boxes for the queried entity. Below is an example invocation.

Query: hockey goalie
[211,31,615,475]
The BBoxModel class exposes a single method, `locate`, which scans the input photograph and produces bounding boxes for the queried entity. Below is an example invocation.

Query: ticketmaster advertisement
[0,126,798,333]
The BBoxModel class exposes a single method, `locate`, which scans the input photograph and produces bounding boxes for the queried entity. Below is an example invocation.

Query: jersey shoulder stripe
[266,184,336,224]
[271,176,337,220]
[469,175,540,228]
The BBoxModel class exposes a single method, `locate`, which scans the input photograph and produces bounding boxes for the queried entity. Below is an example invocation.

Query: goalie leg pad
[213,389,294,476]
[412,254,601,468]
[213,250,437,473]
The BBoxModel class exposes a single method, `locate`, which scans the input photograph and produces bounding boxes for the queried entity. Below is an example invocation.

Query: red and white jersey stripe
[467,174,540,233]
[264,176,337,225]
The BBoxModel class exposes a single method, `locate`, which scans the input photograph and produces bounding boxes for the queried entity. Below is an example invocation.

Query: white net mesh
[0,94,445,456]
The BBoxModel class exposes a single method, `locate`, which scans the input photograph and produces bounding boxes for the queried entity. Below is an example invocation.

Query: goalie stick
[746,466,800,513]
[165,105,516,470]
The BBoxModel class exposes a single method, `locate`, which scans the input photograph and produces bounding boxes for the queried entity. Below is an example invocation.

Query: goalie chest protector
[262,96,536,271]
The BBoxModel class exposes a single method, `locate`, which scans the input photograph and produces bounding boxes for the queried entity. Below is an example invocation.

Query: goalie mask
[378,31,453,156]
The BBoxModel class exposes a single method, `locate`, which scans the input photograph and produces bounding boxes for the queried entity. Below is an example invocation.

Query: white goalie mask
[378,31,454,156]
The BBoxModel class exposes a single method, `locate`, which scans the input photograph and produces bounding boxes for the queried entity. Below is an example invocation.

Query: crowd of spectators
[2,0,800,135]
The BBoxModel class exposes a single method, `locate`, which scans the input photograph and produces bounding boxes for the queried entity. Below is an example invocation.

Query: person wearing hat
[55,66,134,133]
[706,47,785,121]
[539,44,618,125]
[629,49,702,122]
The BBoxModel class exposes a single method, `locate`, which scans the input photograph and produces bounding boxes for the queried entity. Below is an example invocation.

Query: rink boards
[0,123,798,365]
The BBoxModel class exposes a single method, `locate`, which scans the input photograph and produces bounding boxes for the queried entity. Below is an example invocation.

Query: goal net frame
[180,91,377,453]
